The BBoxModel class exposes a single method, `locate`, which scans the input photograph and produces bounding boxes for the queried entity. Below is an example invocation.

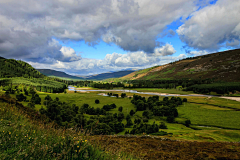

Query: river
[68,86,219,98]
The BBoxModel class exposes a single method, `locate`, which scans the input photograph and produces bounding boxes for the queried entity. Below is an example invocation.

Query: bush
[95,99,100,104]
[185,119,191,127]
[183,98,187,102]
[16,93,26,102]
[159,122,167,129]
[118,106,123,112]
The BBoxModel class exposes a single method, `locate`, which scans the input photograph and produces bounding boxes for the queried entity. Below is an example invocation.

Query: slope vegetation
[120,49,240,82]
[79,70,136,80]
[37,69,83,80]
[0,57,44,78]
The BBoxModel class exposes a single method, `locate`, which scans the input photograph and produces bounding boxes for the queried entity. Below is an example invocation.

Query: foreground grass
[0,96,136,160]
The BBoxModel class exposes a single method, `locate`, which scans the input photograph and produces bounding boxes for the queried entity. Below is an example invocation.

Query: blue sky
[0,0,240,75]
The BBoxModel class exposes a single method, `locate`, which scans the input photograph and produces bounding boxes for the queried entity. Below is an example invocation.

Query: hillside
[0,57,45,78]
[78,70,136,80]
[0,57,67,93]
[37,69,83,80]
[118,49,240,82]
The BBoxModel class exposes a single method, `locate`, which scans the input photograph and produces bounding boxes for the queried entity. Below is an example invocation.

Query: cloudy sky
[0,0,240,75]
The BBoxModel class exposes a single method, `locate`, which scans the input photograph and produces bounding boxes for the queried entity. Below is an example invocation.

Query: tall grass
[0,95,135,160]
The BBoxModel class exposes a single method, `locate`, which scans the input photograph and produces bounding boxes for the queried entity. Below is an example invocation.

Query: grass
[3,89,240,142]
[177,102,240,129]
[0,96,137,160]
[185,96,240,109]
[132,88,194,95]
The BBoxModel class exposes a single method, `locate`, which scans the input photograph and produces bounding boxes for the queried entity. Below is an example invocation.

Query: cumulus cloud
[177,0,240,51]
[29,44,185,75]
[60,46,81,62]
[0,0,196,60]
[153,44,176,56]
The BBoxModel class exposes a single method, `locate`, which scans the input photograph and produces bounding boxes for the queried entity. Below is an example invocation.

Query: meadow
[1,88,240,159]
[3,87,240,142]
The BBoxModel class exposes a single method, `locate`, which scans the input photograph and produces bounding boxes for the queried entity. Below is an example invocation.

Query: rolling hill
[115,49,240,82]
[37,69,83,80]
[78,70,136,80]
[0,57,45,78]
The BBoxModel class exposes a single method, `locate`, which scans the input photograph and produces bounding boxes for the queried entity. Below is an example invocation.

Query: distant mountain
[37,69,83,80]
[0,57,45,78]
[77,70,136,80]
[114,49,240,82]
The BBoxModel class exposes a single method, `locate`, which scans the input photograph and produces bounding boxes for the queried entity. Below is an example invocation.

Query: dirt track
[220,96,240,102]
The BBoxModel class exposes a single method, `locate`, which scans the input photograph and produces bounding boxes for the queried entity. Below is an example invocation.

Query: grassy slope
[0,95,137,160]
[110,49,240,82]
[2,95,240,160]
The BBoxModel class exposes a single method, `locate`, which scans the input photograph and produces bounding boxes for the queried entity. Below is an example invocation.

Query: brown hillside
[123,49,240,82]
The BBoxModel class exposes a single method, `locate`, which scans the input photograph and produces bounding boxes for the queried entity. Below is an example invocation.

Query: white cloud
[0,0,196,61]
[30,44,186,75]
[60,46,81,62]
[153,44,176,56]
[177,0,240,50]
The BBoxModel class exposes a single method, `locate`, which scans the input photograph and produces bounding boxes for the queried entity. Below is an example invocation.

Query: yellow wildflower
[85,140,87,142]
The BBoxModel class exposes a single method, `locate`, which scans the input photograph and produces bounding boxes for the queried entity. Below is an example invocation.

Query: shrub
[95,99,100,104]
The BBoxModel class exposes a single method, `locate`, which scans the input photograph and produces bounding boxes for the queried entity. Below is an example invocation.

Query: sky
[0,0,240,76]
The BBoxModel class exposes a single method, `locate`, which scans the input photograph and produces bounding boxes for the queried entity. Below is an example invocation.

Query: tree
[126,118,133,127]
[166,115,175,123]
[117,112,125,122]
[185,119,191,127]
[130,110,135,116]
[183,98,187,102]
[95,99,100,104]
[27,102,35,109]
[121,93,126,98]
[142,110,150,119]
[159,122,167,129]
[16,93,26,102]
[118,106,123,112]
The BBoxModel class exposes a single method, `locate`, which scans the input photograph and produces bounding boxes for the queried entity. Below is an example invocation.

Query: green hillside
[0,57,67,93]
[0,58,44,78]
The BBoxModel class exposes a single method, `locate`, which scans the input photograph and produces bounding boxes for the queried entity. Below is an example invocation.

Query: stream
[68,86,219,98]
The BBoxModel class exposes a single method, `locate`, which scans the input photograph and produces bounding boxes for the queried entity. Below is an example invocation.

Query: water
[68,86,218,97]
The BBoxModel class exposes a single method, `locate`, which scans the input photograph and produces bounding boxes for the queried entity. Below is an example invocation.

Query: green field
[2,88,240,142]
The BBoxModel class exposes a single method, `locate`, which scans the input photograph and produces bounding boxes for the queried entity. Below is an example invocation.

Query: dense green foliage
[125,79,214,89]
[185,82,240,94]
[0,58,44,78]
[1,78,67,93]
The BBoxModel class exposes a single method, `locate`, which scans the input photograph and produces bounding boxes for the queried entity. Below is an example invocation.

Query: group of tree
[125,79,215,89]
[131,95,186,123]
[0,58,44,78]
[185,82,240,95]
[92,82,124,89]
[67,80,93,87]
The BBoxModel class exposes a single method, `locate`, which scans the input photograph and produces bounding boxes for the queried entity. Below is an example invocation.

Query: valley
[1,49,240,159]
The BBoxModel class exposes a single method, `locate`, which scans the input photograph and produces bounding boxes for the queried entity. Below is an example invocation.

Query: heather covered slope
[119,49,240,82]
